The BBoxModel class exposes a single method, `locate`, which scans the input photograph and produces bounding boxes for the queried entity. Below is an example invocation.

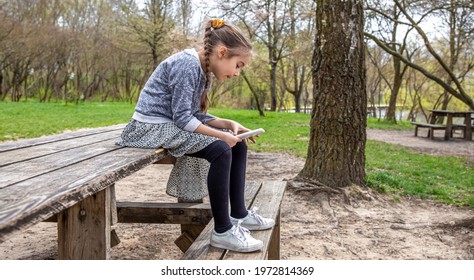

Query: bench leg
[445,115,453,140]
[267,210,281,260]
[58,187,111,260]
[466,123,472,141]
[174,198,206,253]
[414,126,418,137]
[110,184,121,248]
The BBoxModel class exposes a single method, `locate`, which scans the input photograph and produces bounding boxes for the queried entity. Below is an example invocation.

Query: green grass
[366,140,473,208]
[209,109,311,157]
[0,101,135,141]
[367,117,413,130]
[1,102,472,208]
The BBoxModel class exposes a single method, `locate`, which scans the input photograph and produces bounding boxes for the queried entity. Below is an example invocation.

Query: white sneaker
[230,207,275,230]
[210,221,263,252]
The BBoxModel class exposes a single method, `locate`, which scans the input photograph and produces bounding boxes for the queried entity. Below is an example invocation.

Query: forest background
[0,0,473,122]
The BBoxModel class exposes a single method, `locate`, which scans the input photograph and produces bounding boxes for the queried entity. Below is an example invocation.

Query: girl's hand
[228,120,257,146]
[228,120,247,135]
[221,132,242,147]
[201,118,256,146]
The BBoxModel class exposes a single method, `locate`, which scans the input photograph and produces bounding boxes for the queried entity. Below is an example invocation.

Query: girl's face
[211,46,251,81]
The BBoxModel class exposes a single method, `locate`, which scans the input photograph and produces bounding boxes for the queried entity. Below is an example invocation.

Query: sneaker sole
[210,240,263,253]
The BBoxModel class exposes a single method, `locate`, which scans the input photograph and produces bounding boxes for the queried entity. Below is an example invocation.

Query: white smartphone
[236,128,265,139]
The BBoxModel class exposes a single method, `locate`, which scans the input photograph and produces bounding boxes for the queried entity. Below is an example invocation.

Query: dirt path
[367,128,474,160]
[0,128,473,260]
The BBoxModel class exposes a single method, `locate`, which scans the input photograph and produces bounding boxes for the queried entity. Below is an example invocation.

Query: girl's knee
[207,140,232,163]
[234,141,248,153]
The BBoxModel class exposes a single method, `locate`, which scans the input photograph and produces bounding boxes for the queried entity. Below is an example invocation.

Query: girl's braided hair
[201,19,252,113]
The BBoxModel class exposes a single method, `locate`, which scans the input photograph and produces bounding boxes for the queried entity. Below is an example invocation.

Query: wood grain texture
[58,187,111,259]
[0,130,120,168]
[175,198,206,253]
[0,124,125,153]
[267,210,281,260]
[116,202,212,224]
[0,140,123,188]
[0,133,168,243]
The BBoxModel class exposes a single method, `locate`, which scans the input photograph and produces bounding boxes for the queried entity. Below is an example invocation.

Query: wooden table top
[0,124,167,242]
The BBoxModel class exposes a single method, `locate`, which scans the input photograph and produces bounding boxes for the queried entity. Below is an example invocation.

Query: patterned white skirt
[116,119,220,200]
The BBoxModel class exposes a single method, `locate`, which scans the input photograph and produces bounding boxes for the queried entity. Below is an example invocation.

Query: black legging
[188,140,249,233]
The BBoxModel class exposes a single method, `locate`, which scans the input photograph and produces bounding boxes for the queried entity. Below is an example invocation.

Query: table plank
[0,140,123,188]
[0,130,121,167]
[0,124,125,152]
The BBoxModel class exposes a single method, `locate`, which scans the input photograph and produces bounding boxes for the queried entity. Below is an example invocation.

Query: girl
[117,18,274,253]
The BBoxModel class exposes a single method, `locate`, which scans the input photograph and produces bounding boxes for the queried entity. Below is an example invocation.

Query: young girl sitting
[117,18,274,253]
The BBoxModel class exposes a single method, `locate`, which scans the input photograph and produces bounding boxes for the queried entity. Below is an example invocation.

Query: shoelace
[231,220,251,242]
[248,207,266,225]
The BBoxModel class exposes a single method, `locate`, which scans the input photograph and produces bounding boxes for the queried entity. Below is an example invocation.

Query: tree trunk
[440,5,457,117]
[384,4,404,123]
[0,69,4,101]
[269,57,277,111]
[298,0,366,188]
[242,73,265,117]
[386,56,402,123]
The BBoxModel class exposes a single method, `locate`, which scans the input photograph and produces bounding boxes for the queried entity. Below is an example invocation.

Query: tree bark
[298,0,366,188]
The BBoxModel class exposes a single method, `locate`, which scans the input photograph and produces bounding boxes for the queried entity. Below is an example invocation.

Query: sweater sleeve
[196,112,217,124]
[169,63,203,132]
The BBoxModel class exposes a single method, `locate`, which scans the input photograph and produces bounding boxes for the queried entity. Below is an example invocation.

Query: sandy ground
[0,128,473,260]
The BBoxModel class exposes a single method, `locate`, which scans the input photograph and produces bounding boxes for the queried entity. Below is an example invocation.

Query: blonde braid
[201,21,213,113]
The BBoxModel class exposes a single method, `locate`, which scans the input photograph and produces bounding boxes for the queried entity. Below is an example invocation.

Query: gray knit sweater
[132,49,215,132]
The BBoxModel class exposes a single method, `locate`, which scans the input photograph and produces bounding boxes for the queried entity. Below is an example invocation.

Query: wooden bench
[410,122,447,139]
[182,181,286,260]
[0,124,286,260]
[153,156,287,257]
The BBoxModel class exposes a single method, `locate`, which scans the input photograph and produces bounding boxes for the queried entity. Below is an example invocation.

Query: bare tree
[405,64,429,121]
[434,0,474,111]
[280,0,314,113]
[364,0,416,123]
[242,72,267,117]
[219,0,292,111]
[119,0,175,66]
[177,0,194,36]
[365,0,474,110]
[365,45,390,118]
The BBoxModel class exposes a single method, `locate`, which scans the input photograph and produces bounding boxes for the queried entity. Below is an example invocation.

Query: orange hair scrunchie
[211,18,225,30]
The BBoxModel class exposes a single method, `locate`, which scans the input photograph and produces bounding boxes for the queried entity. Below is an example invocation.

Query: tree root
[287,177,342,194]
[286,177,379,228]
[287,177,340,227]
[287,177,376,207]
[316,192,339,226]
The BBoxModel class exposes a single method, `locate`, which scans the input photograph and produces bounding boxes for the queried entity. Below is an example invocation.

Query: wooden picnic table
[0,124,286,260]
[429,110,473,141]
